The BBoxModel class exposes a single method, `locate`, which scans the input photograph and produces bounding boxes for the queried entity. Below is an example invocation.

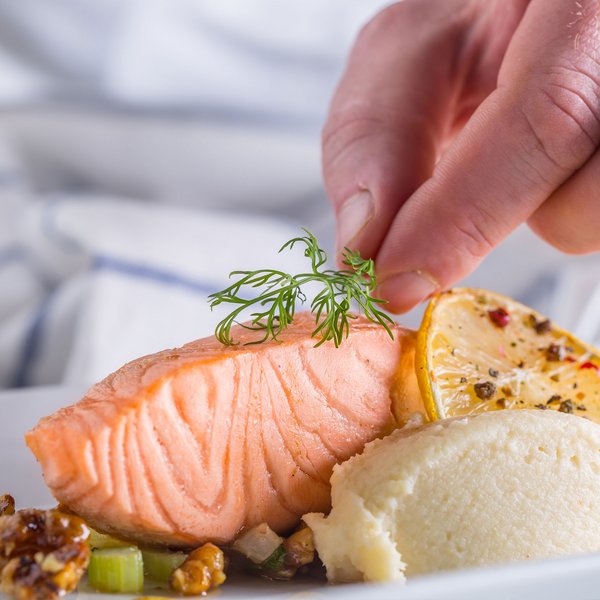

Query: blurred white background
[0,0,599,388]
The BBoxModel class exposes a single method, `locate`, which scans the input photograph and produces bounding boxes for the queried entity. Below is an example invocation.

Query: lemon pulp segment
[417,288,600,421]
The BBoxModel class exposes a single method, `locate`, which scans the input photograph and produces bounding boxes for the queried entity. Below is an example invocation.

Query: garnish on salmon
[208,229,394,347]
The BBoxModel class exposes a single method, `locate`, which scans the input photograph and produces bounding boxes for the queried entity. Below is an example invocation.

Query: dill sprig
[208,229,394,347]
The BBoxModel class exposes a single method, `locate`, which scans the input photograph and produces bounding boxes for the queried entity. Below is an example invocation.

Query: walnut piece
[170,543,226,595]
[0,509,90,600]
[283,525,315,569]
[0,495,15,517]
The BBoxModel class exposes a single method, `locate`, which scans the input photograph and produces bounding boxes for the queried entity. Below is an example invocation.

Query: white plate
[4,386,600,600]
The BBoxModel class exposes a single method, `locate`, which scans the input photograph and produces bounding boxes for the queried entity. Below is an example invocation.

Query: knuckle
[322,107,388,161]
[521,62,600,173]
[450,208,497,262]
[322,105,396,178]
[321,105,405,205]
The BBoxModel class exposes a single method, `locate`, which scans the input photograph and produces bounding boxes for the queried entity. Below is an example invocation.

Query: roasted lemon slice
[417,288,600,422]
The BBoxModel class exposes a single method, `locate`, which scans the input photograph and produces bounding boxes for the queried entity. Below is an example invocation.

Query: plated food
[25,313,417,548]
[2,232,600,599]
[305,409,600,582]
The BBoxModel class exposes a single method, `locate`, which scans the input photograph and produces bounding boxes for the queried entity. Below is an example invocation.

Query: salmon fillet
[26,313,419,548]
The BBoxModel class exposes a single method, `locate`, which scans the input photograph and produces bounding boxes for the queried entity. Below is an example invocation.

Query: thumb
[375,0,600,312]
[322,0,471,262]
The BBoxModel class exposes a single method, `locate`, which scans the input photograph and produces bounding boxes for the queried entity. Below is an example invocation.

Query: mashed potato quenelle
[303,410,600,583]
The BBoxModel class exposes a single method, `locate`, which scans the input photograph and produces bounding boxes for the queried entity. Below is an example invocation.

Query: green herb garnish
[208,229,394,347]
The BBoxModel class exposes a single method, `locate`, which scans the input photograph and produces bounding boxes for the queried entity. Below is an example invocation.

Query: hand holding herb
[324,0,600,314]
[208,229,394,347]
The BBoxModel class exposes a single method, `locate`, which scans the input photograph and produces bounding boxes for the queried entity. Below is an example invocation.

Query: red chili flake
[564,356,576,363]
[580,361,599,372]
[488,308,510,328]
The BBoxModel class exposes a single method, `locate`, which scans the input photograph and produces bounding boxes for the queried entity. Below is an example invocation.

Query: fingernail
[377,270,438,313]
[336,190,374,252]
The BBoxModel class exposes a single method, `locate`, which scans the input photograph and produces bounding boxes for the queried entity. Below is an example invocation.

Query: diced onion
[232,523,283,564]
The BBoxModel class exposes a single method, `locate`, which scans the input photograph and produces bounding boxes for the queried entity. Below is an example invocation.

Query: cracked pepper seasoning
[473,381,496,400]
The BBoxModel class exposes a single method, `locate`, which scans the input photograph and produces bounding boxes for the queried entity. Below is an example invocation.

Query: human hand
[323,0,600,313]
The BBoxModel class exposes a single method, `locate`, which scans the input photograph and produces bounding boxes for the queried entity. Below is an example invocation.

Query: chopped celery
[142,549,187,582]
[89,528,131,550]
[260,545,286,572]
[88,546,144,593]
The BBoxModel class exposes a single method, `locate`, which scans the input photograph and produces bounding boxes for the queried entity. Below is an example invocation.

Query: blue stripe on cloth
[92,254,220,295]
[8,254,235,387]
[39,200,223,296]
[11,290,56,388]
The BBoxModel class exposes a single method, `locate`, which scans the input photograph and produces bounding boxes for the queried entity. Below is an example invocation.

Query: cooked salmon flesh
[26,313,419,547]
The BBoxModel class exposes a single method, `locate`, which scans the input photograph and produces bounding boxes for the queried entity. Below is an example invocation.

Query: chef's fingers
[375,0,600,312]
[323,0,483,261]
